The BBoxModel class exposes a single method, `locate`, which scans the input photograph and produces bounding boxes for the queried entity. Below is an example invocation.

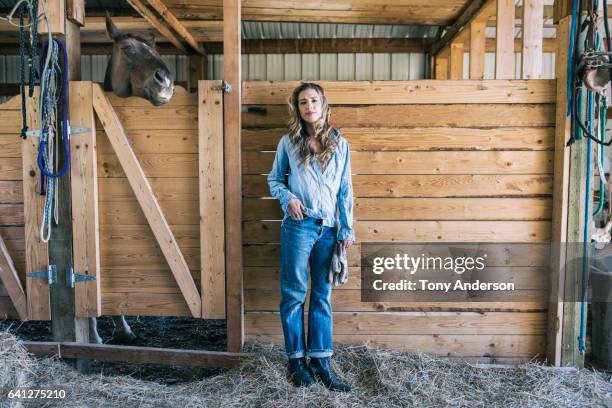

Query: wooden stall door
[15,81,227,321]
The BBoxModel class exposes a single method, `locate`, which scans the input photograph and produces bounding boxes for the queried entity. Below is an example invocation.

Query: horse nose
[154,69,166,85]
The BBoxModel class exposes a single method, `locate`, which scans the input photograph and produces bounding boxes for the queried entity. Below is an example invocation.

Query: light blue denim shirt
[267,131,355,241]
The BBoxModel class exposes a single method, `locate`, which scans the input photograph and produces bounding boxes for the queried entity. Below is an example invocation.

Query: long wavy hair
[287,82,338,169]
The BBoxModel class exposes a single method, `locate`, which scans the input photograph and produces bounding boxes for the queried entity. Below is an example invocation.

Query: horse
[88,14,176,344]
[103,13,174,106]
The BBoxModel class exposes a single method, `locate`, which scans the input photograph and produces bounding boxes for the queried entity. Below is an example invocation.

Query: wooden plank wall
[0,96,25,319]
[241,80,556,362]
[96,87,201,316]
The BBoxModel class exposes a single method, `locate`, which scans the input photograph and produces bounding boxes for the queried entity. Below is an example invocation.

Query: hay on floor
[1,331,611,408]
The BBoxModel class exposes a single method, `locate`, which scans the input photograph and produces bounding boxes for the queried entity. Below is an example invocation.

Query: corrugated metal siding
[206,52,431,81]
[206,52,552,80]
[462,52,556,79]
[0,51,554,85]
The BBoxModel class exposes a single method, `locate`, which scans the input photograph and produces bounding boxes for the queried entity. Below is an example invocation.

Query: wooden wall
[0,79,556,362]
[0,96,25,319]
[241,80,555,362]
[96,87,200,316]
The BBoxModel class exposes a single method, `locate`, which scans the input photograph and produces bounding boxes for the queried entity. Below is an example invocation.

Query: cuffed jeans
[280,216,336,359]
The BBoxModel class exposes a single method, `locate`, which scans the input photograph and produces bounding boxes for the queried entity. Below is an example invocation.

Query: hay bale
[0,331,610,408]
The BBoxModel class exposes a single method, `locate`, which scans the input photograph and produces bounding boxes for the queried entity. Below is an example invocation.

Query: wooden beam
[495,0,515,79]
[69,82,101,318]
[431,0,494,56]
[0,232,27,320]
[223,0,244,353]
[199,80,225,319]
[433,54,449,79]
[22,341,247,368]
[126,0,188,53]
[553,0,573,24]
[450,42,464,80]
[485,37,555,53]
[165,1,473,25]
[242,80,556,105]
[522,0,544,79]
[23,92,50,320]
[469,21,486,79]
[233,38,434,54]
[38,0,65,35]
[144,0,204,53]
[548,15,571,367]
[51,17,91,374]
[66,0,85,26]
[91,84,201,317]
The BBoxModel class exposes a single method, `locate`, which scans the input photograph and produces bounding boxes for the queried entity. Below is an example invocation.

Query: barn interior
[0,0,609,373]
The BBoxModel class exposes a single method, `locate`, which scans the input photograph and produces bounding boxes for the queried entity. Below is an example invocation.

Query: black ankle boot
[288,357,315,387]
[308,357,351,392]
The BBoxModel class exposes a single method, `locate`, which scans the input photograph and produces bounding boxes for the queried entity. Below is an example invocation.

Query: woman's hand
[287,198,307,220]
[339,240,353,252]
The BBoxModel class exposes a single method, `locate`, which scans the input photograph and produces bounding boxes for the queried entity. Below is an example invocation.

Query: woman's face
[297,88,323,125]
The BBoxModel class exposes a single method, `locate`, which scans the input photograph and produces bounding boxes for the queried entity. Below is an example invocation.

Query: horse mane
[115,32,155,48]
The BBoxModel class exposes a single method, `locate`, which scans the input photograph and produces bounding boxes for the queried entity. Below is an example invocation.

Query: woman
[267,83,354,392]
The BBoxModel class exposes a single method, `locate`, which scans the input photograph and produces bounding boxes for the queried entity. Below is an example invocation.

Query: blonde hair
[287,82,338,169]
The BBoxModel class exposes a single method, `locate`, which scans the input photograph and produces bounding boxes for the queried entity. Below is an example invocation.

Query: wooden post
[449,42,464,80]
[223,0,244,352]
[469,21,486,79]
[562,107,589,369]
[548,15,571,367]
[521,0,543,79]
[49,2,90,373]
[199,80,225,319]
[39,0,66,35]
[434,47,449,80]
[23,92,50,320]
[553,0,573,24]
[70,81,100,318]
[495,0,515,79]
[559,32,589,367]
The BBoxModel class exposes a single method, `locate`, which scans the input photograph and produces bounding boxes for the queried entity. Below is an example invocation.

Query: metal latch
[26,265,57,285]
[212,81,232,93]
[66,267,96,288]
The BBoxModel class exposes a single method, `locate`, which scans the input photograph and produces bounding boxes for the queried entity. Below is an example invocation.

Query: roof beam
[126,0,188,52]
[0,37,557,56]
[431,0,495,56]
[143,0,205,54]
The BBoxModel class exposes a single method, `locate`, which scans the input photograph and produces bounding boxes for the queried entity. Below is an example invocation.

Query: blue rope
[567,0,579,116]
[37,38,70,179]
[578,87,594,355]
[28,0,39,98]
[17,2,27,139]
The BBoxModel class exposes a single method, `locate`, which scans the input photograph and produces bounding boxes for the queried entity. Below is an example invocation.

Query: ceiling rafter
[430,0,496,56]
[126,0,204,54]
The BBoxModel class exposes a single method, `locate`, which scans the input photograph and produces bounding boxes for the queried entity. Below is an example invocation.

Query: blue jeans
[280,216,337,359]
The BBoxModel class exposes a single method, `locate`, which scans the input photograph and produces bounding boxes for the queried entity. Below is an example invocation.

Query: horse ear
[105,12,122,41]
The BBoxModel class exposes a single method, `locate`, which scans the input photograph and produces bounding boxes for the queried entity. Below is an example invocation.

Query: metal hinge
[212,81,232,93]
[26,265,57,285]
[66,267,96,288]
[25,121,92,139]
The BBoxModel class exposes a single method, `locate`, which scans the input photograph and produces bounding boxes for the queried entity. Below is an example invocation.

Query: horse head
[104,13,174,106]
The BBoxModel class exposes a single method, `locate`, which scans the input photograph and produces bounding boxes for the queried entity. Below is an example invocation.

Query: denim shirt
[267,132,355,241]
